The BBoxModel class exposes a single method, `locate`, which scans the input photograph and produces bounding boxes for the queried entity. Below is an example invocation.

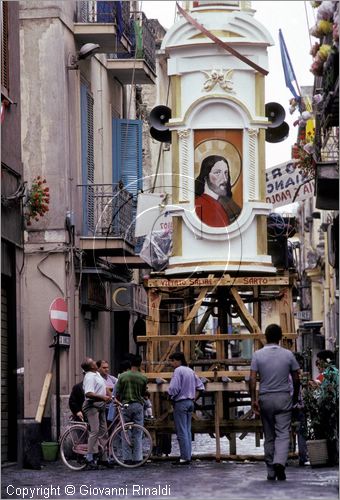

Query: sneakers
[172,459,191,466]
[299,460,310,466]
[274,463,286,481]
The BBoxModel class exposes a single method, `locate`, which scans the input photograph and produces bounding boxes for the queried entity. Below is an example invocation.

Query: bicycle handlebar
[112,397,129,409]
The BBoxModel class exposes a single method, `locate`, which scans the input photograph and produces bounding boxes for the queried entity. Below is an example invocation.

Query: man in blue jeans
[115,354,147,465]
[168,352,205,465]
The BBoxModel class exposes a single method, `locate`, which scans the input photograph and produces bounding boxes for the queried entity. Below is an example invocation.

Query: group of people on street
[69,325,337,476]
[69,354,148,469]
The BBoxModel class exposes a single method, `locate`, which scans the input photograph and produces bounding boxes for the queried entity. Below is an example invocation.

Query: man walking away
[168,352,205,465]
[115,354,148,465]
[249,324,300,481]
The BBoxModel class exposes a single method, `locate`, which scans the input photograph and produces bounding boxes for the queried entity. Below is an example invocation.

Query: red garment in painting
[195,194,230,227]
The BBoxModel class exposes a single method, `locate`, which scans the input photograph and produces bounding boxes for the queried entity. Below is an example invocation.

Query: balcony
[75,1,131,53]
[106,12,156,84]
[78,183,138,256]
[75,1,156,84]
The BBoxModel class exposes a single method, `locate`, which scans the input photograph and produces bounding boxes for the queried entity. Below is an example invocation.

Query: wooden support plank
[35,373,53,423]
[146,290,162,372]
[229,287,261,334]
[196,307,213,333]
[278,287,296,349]
[145,418,263,433]
[137,333,297,342]
[145,275,289,288]
[147,381,257,392]
[153,282,213,372]
[253,286,261,351]
[215,392,222,462]
[144,370,250,379]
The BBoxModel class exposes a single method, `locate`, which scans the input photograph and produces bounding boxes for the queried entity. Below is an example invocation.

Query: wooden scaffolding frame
[138,273,297,461]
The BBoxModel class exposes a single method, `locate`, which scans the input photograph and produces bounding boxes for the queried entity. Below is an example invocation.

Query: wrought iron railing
[76,1,156,71]
[76,1,134,42]
[78,183,136,246]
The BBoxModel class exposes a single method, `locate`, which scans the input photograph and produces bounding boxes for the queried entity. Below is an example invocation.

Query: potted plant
[24,176,50,225]
[302,363,339,466]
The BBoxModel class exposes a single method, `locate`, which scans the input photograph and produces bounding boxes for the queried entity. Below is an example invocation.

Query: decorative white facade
[159,1,277,275]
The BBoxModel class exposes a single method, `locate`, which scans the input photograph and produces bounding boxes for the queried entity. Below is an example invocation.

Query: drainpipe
[323,233,331,348]
[74,288,81,381]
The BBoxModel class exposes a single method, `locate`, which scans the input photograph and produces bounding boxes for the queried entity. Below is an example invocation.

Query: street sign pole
[49,298,69,441]
[55,334,60,441]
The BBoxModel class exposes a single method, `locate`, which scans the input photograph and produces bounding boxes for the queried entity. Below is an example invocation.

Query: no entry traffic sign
[49,297,68,333]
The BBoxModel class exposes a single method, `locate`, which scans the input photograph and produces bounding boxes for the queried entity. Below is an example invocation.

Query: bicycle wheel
[109,423,152,468]
[60,424,89,470]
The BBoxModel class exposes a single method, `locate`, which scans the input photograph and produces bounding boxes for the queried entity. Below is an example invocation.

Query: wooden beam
[144,370,250,379]
[145,418,263,433]
[215,392,222,462]
[35,373,53,423]
[146,290,162,371]
[229,287,261,334]
[145,275,289,288]
[196,306,213,333]
[153,280,214,372]
[147,381,257,392]
[137,333,297,342]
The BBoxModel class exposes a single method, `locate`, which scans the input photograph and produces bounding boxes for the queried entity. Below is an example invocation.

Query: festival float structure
[138,1,297,459]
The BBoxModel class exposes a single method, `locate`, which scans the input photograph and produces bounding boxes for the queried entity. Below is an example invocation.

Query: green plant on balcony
[24,176,50,225]
[291,129,316,179]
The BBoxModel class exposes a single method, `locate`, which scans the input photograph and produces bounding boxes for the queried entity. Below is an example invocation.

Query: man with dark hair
[168,352,205,465]
[314,350,336,384]
[69,381,85,421]
[115,354,148,465]
[195,155,241,227]
[249,324,300,481]
[96,360,118,392]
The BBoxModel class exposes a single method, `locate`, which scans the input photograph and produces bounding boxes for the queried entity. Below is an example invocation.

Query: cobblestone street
[2,434,338,500]
[2,457,338,500]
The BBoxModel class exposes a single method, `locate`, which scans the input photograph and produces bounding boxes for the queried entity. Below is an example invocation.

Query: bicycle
[59,398,153,470]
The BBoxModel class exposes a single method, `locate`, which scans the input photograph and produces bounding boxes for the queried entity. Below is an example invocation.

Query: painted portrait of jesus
[194,131,243,228]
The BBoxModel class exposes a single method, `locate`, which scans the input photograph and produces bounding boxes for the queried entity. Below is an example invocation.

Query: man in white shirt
[81,357,112,469]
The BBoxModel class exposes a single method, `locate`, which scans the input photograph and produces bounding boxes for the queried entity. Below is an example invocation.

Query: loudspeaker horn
[265,121,290,143]
[149,105,171,131]
[265,102,286,128]
[150,127,172,143]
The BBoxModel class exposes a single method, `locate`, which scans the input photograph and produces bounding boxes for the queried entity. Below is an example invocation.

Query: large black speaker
[265,121,290,143]
[150,126,171,143]
[149,105,172,143]
[267,236,289,269]
[265,102,290,143]
[265,102,286,127]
